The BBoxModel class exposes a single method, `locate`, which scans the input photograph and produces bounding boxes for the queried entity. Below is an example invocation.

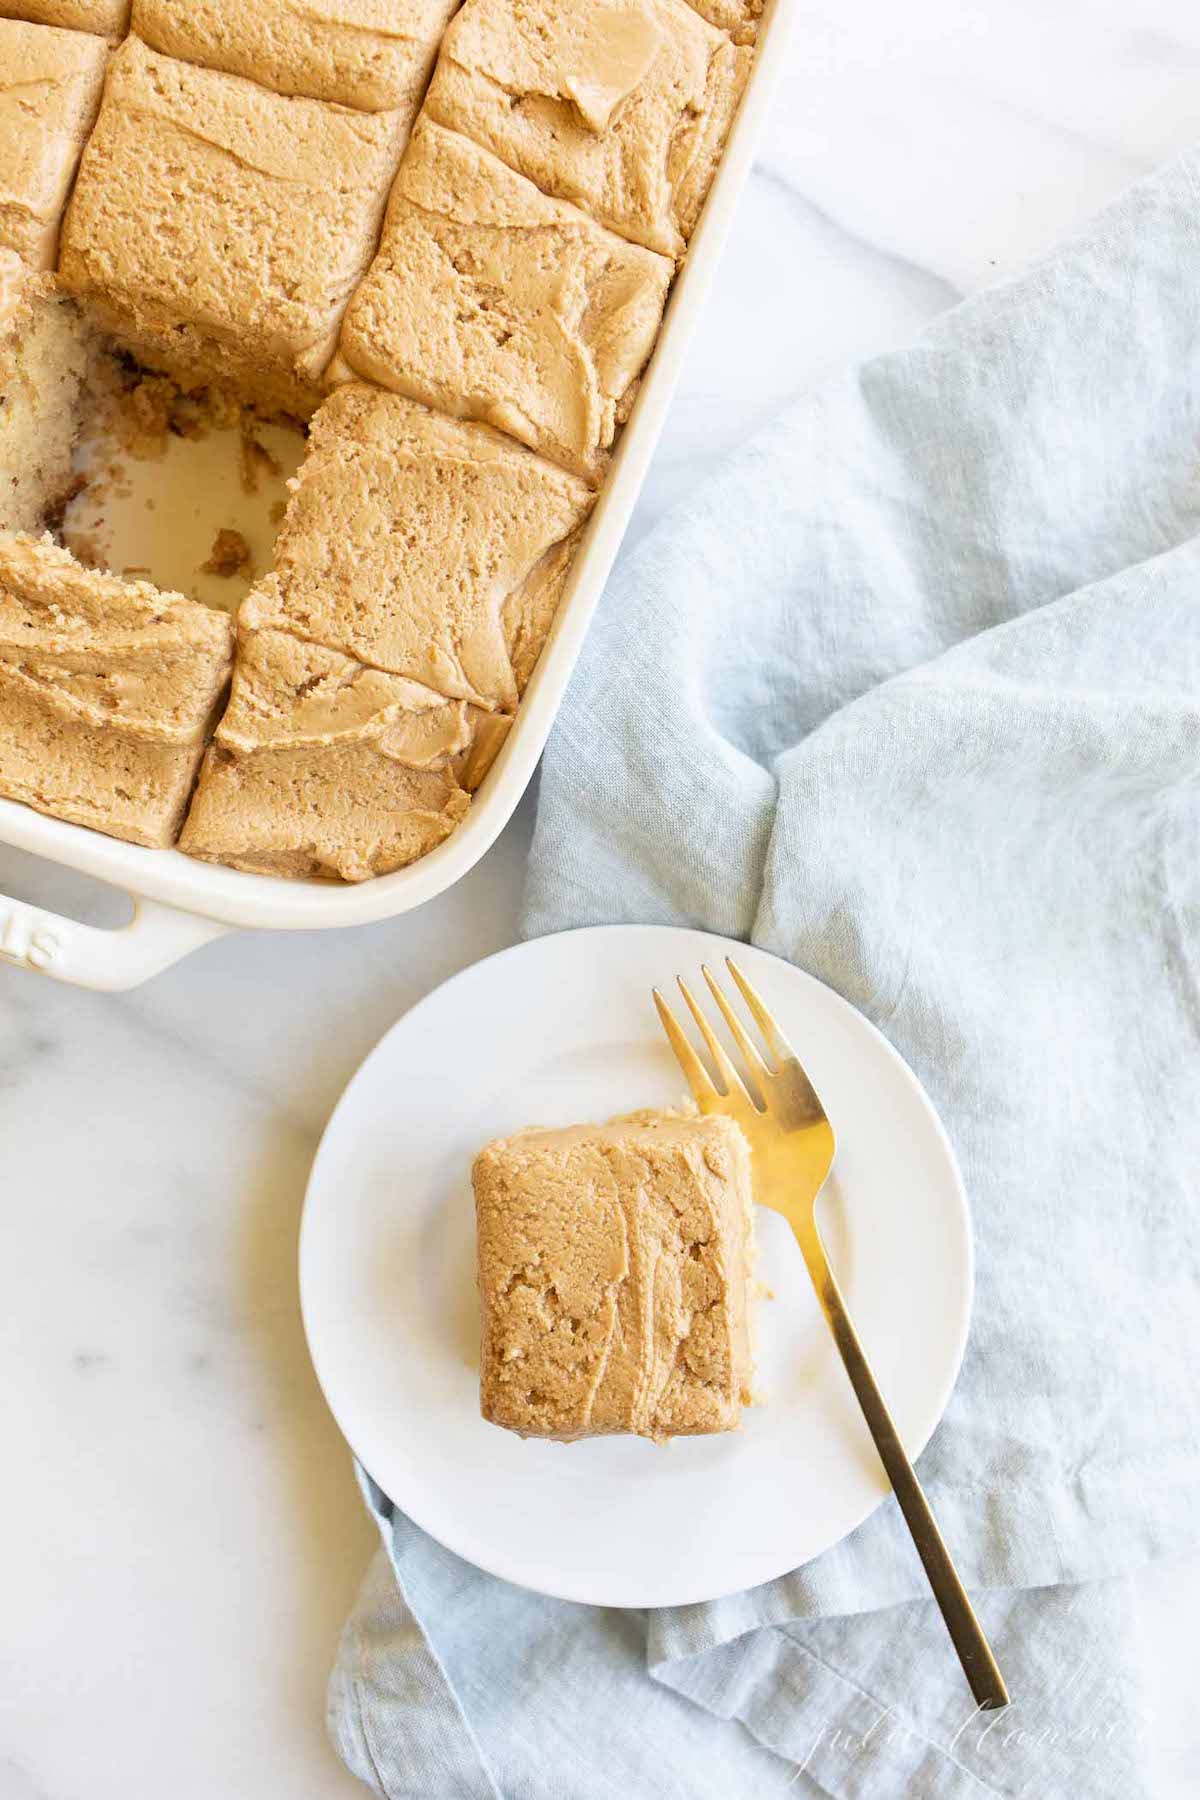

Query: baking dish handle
[0,891,228,990]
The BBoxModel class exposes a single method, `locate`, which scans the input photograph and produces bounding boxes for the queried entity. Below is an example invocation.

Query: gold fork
[654,957,1008,1711]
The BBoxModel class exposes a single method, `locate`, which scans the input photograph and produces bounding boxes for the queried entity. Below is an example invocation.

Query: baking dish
[0,0,794,989]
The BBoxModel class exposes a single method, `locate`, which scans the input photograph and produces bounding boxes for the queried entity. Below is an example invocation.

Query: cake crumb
[240,431,282,495]
[123,375,176,457]
[200,528,253,579]
[63,530,106,570]
[86,357,255,461]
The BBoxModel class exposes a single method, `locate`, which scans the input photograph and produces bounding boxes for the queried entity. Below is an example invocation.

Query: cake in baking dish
[0,533,234,846]
[473,1112,757,1441]
[0,0,752,878]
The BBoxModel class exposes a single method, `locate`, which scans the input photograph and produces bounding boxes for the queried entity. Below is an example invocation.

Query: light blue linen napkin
[329,150,1200,1798]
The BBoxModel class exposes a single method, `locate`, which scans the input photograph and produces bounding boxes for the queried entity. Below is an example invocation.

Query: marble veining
[2,3,1199,1794]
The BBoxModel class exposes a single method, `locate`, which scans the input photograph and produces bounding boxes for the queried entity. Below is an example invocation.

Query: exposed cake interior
[1,256,299,589]
[0,258,98,537]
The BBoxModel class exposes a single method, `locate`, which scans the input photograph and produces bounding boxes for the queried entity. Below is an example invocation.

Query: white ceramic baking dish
[0,0,794,989]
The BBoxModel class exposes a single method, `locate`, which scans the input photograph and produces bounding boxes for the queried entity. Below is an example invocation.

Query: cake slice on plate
[473,1111,757,1441]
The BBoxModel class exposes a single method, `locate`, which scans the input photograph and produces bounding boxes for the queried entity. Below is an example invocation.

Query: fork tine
[726,957,795,1065]
[676,977,755,1105]
[653,988,717,1104]
[701,964,772,1087]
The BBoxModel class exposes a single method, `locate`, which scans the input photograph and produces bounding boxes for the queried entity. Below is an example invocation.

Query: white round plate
[300,924,972,1608]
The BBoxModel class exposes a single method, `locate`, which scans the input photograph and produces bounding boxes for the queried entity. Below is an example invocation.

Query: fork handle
[792,1216,1009,1710]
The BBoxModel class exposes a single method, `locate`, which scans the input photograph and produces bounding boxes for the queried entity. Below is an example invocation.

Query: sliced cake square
[0,18,107,269]
[59,37,407,416]
[132,0,460,114]
[473,1111,757,1441]
[244,385,593,713]
[0,533,234,847]
[337,118,671,482]
[179,622,473,881]
[425,0,751,259]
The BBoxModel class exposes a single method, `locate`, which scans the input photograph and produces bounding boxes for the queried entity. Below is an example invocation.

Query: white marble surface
[2,2,1198,1794]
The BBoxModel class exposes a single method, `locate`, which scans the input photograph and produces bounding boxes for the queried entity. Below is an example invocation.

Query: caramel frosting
[0,246,25,332]
[245,386,593,712]
[0,2,130,36]
[473,1112,756,1441]
[337,118,672,482]
[0,19,107,270]
[426,0,751,259]
[179,623,472,881]
[59,37,407,412]
[457,706,511,791]
[214,608,474,764]
[0,534,233,740]
[0,534,234,847]
[133,0,461,114]
[682,0,761,45]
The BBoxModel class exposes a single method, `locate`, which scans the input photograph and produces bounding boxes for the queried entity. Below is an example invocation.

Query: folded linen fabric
[330,148,1200,1798]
